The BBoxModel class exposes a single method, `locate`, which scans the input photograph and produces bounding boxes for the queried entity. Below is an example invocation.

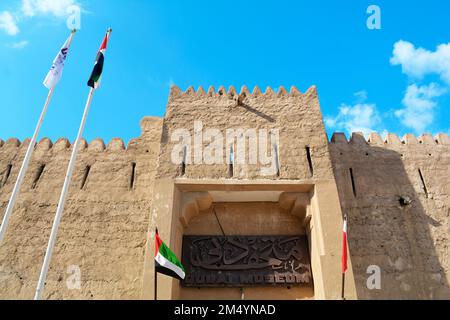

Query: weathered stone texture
[329,132,450,299]
[1,85,450,300]
[0,117,162,299]
[158,86,334,181]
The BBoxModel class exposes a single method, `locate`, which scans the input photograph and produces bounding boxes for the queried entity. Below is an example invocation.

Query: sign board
[181,235,312,287]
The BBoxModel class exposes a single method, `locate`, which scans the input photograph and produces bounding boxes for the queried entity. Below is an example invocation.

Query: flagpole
[0,88,53,242]
[154,266,158,301]
[0,30,77,244]
[34,87,95,300]
[154,227,158,301]
[341,214,348,300]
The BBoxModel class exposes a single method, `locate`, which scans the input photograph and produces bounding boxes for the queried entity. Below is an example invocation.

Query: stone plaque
[181,235,312,287]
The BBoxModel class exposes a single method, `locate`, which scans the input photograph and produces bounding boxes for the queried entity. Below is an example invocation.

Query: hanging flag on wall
[155,229,186,281]
[87,29,111,88]
[43,30,76,89]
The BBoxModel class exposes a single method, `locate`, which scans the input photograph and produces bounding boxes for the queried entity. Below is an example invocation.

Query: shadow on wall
[330,133,450,300]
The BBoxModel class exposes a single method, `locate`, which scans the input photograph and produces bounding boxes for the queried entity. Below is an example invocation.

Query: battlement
[0,137,132,152]
[0,116,163,154]
[1,85,450,300]
[330,132,450,147]
[168,85,318,101]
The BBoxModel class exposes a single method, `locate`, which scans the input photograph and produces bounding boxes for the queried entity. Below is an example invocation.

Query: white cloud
[390,40,450,133]
[1,1,83,38]
[395,83,446,134]
[0,11,19,35]
[7,40,29,49]
[325,101,381,137]
[390,40,450,85]
[21,0,80,18]
[354,90,368,103]
[327,41,450,137]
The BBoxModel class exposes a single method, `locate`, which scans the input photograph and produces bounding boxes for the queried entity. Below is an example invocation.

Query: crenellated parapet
[53,138,71,151]
[0,116,163,155]
[330,132,450,147]
[4,138,21,148]
[168,85,317,103]
[0,137,131,152]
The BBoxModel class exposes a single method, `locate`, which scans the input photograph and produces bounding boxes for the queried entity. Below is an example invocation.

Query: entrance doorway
[178,202,314,300]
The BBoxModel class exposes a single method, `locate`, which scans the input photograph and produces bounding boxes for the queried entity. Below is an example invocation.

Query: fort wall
[329,132,450,299]
[0,117,162,299]
[145,86,350,300]
[0,85,449,300]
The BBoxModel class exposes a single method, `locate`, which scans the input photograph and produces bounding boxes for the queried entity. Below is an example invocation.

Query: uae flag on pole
[155,229,185,281]
[87,30,111,88]
[342,215,348,273]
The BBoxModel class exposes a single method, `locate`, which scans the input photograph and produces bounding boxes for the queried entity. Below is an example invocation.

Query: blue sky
[0,0,449,144]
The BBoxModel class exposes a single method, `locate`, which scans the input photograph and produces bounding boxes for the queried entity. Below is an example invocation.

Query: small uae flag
[87,29,111,88]
[154,229,185,281]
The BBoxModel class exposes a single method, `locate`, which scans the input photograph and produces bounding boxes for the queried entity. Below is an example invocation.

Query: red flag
[342,216,348,273]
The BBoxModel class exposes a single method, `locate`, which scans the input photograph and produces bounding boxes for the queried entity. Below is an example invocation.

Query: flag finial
[71,29,77,34]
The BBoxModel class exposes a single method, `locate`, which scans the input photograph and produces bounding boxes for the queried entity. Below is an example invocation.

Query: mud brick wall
[0,117,162,299]
[157,85,335,181]
[329,132,450,299]
[1,84,450,300]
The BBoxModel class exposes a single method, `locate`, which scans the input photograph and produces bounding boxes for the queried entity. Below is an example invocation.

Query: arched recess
[175,191,315,300]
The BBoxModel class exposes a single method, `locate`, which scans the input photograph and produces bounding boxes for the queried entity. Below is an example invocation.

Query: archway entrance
[142,180,355,300]
[179,201,314,300]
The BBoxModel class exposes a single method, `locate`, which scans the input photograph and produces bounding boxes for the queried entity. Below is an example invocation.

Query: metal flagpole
[0,30,76,243]
[34,88,95,300]
[341,214,348,300]
[154,264,158,301]
[0,88,54,242]
[154,227,158,301]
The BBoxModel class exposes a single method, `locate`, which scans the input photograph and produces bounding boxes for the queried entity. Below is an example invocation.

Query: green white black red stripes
[155,230,185,280]
[87,30,110,88]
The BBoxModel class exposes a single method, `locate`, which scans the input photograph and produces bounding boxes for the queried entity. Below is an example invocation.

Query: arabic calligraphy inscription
[182,236,312,287]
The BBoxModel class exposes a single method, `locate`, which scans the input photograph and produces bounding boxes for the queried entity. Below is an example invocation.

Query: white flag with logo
[43,34,73,89]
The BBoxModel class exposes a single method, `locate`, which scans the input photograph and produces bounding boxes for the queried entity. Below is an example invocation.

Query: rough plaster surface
[329,132,450,299]
[158,85,334,181]
[0,117,162,299]
[1,86,449,300]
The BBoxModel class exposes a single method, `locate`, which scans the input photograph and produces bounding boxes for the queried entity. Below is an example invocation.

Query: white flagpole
[34,87,94,300]
[0,89,54,242]
[0,30,76,243]
[34,28,111,300]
